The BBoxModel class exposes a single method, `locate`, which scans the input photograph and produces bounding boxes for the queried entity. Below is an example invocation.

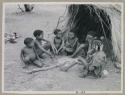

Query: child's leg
[93,66,102,78]
[33,60,44,67]
[23,56,33,68]
[50,45,56,55]
[78,56,89,78]
[71,44,86,58]
[77,56,88,66]
[43,42,51,50]
[79,66,89,78]
[59,49,67,56]
[89,66,95,71]
[37,50,45,59]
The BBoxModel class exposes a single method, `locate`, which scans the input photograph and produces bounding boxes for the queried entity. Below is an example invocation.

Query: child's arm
[50,43,58,55]
[70,43,86,58]
[35,41,53,58]
[57,39,64,53]
[42,38,50,43]
[20,49,27,68]
[33,47,41,59]
[87,48,96,55]
[50,38,58,55]
[33,47,45,64]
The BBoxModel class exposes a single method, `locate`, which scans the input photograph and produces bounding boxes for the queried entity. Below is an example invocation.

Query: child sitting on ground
[63,31,79,56]
[50,29,64,55]
[20,37,44,68]
[64,31,89,58]
[78,35,106,78]
[33,30,53,59]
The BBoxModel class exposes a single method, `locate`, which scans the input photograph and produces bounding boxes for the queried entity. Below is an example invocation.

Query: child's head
[68,31,75,39]
[86,31,95,42]
[24,37,34,48]
[54,29,62,38]
[33,30,44,40]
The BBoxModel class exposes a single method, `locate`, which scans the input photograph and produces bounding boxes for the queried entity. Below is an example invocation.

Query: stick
[17,4,25,12]
[60,62,78,72]
[27,63,66,74]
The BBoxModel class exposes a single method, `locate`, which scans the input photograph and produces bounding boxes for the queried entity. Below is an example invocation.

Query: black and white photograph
[3,2,123,93]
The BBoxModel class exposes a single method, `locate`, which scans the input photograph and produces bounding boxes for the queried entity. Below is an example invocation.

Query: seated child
[20,37,43,68]
[63,31,79,56]
[33,30,53,59]
[71,31,96,59]
[70,42,88,58]
[50,29,64,55]
[69,32,91,58]
[78,36,106,78]
[85,32,102,60]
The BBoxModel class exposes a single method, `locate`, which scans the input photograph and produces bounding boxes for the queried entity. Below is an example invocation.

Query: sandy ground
[4,4,121,91]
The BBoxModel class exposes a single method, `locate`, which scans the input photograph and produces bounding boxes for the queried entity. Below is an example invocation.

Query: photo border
[1,1,124,95]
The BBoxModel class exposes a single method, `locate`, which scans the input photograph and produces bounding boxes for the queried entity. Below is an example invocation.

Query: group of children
[21,29,107,78]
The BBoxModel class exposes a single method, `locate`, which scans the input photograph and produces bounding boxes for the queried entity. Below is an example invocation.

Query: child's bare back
[33,30,53,59]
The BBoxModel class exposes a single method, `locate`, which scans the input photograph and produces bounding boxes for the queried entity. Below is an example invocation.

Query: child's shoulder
[22,46,26,50]
[21,47,27,52]
[34,39,40,45]
[34,39,37,43]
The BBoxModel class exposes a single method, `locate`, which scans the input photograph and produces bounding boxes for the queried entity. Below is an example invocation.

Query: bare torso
[34,40,44,55]
[65,37,78,52]
[54,38,62,50]
[23,47,36,61]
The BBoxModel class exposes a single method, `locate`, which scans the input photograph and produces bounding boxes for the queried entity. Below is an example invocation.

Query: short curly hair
[24,37,34,45]
[33,30,43,37]
[53,29,61,35]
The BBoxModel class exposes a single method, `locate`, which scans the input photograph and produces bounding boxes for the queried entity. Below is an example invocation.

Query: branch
[17,4,24,12]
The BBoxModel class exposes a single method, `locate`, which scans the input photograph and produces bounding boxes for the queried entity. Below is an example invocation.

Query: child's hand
[63,46,66,50]
[50,54,54,59]
[54,50,58,55]
[65,48,73,52]
[39,58,44,63]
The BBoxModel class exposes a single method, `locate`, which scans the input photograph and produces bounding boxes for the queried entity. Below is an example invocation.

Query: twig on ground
[17,4,25,12]
[27,63,65,74]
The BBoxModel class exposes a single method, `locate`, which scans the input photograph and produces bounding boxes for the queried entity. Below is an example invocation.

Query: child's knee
[79,44,86,49]
[34,60,43,67]
[24,56,30,63]
[37,64,43,67]
[77,56,84,62]
[78,57,87,65]
[89,66,95,71]
[44,42,51,49]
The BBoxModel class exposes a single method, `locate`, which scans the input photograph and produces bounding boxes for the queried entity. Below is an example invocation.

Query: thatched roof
[57,4,121,62]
